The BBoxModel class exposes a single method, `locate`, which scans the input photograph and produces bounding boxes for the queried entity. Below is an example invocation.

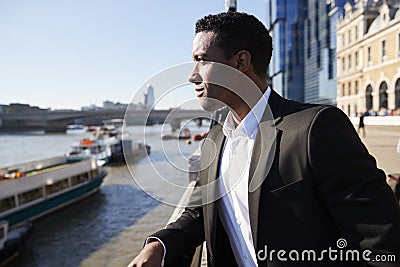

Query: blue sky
[0,0,267,110]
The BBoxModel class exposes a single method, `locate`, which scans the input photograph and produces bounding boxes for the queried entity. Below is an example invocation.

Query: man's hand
[127,241,164,267]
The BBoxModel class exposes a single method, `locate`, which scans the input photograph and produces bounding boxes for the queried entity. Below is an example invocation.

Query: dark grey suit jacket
[153,90,400,267]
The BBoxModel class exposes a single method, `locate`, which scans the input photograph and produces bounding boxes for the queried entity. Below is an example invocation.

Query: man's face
[189,31,238,112]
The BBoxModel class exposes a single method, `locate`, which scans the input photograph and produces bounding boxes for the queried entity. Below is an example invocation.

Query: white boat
[66,137,114,166]
[67,120,150,165]
[0,156,106,264]
[66,124,87,135]
[0,156,107,227]
[0,220,31,265]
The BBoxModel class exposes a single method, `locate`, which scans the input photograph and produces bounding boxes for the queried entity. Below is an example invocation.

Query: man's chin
[199,98,226,112]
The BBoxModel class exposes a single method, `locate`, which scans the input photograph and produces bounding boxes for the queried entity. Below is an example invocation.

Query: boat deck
[24,164,70,177]
[0,163,70,182]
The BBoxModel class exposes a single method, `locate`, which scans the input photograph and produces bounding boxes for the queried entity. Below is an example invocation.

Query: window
[398,33,400,54]
[45,179,69,196]
[355,25,358,40]
[382,40,386,60]
[328,49,334,79]
[348,82,352,95]
[395,79,400,108]
[397,33,400,55]
[342,57,345,71]
[348,30,352,45]
[366,85,373,110]
[342,34,345,47]
[0,196,16,212]
[379,82,388,108]
[342,84,345,97]
[355,80,359,94]
[348,55,352,69]
[367,47,371,63]
[355,51,359,68]
[71,173,89,186]
[18,188,43,205]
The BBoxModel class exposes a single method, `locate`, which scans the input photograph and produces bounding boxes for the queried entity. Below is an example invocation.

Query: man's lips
[195,87,204,97]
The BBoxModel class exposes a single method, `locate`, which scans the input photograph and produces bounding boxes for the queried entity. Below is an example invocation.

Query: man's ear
[235,50,252,72]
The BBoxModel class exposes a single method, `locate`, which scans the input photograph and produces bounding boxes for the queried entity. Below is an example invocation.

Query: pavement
[357,125,400,175]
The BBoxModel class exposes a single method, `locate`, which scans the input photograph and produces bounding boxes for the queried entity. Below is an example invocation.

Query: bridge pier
[171,119,181,133]
[196,118,203,127]
[45,121,68,133]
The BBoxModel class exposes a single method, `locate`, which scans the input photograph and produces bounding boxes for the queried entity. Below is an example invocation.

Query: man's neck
[231,85,267,121]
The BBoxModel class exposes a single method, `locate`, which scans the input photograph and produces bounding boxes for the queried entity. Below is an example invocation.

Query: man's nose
[188,63,202,84]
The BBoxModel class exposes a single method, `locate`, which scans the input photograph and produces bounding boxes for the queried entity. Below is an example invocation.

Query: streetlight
[225,0,237,12]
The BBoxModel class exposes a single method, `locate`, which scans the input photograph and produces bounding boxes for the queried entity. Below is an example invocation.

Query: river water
[0,124,207,267]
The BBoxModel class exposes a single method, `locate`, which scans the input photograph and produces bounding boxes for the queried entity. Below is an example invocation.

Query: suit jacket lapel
[199,123,226,258]
[248,90,284,248]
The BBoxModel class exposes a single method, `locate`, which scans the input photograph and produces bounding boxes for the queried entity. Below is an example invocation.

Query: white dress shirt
[218,88,271,267]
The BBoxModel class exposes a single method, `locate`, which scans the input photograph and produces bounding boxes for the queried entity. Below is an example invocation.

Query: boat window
[45,179,69,196]
[71,173,89,186]
[18,188,43,205]
[0,226,4,239]
[91,169,99,178]
[0,196,16,213]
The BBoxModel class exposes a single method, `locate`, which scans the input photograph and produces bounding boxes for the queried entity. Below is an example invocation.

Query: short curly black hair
[195,12,272,77]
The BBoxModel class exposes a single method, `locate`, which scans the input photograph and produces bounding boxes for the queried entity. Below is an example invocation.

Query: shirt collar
[222,87,271,139]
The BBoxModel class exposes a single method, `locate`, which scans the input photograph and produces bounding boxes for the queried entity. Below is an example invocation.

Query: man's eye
[194,55,206,62]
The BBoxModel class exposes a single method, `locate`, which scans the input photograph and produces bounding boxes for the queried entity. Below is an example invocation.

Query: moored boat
[0,156,106,265]
[65,124,87,135]
[67,120,151,165]
[66,137,113,166]
[0,221,31,266]
[0,156,107,227]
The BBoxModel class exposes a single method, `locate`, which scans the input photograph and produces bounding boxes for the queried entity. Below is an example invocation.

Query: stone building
[336,0,400,116]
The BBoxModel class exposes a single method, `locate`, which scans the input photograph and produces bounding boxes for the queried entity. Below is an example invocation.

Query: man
[130,12,400,267]
[357,110,367,137]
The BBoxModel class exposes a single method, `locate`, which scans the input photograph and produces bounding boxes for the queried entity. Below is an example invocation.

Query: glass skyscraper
[266,0,306,102]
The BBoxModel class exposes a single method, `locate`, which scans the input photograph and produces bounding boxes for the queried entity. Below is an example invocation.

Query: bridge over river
[0,108,212,133]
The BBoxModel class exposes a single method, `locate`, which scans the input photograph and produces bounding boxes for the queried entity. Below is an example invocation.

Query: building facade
[336,0,400,116]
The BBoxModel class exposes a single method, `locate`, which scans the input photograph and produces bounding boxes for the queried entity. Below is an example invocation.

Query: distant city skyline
[0,0,267,110]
